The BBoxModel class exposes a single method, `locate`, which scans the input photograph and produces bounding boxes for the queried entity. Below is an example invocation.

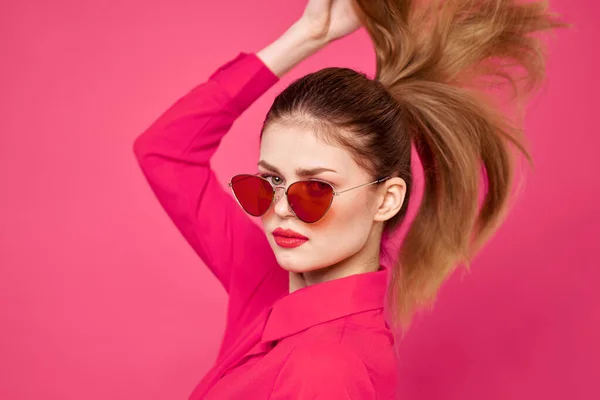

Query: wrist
[288,19,331,50]
[257,21,329,78]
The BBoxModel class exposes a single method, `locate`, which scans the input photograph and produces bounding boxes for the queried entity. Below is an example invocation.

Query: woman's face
[258,121,388,276]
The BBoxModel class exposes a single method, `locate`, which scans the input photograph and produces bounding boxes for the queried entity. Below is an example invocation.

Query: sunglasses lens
[288,181,334,223]
[230,175,273,216]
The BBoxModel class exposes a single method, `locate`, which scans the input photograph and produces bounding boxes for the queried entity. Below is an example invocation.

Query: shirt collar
[261,267,389,343]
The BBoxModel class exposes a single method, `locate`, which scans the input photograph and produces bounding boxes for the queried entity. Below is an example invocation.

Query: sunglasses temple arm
[335,176,391,195]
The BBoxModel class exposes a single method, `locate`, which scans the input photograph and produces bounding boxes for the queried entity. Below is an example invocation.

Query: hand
[298,0,363,44]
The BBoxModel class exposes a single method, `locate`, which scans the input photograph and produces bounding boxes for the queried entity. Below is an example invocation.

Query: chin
[273,249,325,274]
[274,253,310,274]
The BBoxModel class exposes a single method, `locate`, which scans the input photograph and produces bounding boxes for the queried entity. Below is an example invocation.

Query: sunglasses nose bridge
[272,185,286,203]
[273,185,297,217]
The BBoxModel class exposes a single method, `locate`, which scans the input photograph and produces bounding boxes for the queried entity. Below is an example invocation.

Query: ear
[373,177,406,222]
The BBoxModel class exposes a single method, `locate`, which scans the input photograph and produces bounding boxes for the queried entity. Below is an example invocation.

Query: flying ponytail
[353,0,566,331]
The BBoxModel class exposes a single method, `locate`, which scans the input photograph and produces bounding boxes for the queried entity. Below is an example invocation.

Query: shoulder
[270,342,376,399]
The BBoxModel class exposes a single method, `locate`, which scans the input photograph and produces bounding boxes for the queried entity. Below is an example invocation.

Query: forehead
[259,122,358,176]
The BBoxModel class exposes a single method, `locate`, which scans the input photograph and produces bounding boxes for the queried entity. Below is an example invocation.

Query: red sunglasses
[228,173,391,223]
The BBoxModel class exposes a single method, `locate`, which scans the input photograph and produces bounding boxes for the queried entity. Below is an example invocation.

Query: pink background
[1,0,598,399]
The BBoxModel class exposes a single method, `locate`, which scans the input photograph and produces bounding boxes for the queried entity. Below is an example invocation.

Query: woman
[133,0,562,398]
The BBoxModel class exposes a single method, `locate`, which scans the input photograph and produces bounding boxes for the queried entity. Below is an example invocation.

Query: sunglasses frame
[228,173,391,223]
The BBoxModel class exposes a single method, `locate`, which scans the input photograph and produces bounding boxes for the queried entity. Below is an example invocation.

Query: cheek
[260,208,276,227]
[328,193,373,223]
[310,195,374,243]
[296,204,371,269]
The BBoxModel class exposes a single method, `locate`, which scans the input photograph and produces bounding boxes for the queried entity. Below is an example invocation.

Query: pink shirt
[133,52,398,399]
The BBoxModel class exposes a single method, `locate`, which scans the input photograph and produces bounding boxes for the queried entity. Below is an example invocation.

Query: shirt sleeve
[271,343,377,399]
[132,52,287,327]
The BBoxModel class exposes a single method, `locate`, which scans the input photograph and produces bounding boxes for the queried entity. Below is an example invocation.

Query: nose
[273,186,294,218]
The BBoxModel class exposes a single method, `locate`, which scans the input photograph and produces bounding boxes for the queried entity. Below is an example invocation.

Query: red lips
[272,227,309,240]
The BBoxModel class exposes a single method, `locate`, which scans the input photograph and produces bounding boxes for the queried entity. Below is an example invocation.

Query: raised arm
[133,51,279,294]
[132,18,335,337]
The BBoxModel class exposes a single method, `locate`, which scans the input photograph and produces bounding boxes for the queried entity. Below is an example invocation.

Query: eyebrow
[257,160,338,177]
